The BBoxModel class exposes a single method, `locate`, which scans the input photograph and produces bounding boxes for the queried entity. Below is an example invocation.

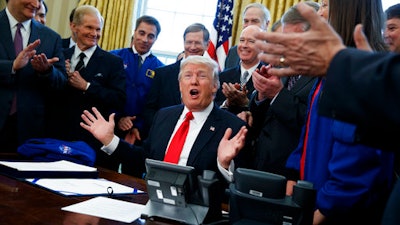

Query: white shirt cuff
[217,158,235,182]
[86,82,91,90]
[100,135,120,155]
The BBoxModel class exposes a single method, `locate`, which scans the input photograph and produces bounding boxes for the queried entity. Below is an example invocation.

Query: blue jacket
[110,48,164,131]
[286,78,394,224]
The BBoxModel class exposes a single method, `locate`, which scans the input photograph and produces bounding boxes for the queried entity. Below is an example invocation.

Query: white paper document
[62,196,146,223]
[0,160,97,172]
[25,178,144,196]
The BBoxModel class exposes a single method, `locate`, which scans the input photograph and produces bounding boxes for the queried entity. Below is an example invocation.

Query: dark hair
[135,15,161,37]
[183,23,210,43]
[386,3,400,20]
[328,0,386,51]
[69,8,76,23]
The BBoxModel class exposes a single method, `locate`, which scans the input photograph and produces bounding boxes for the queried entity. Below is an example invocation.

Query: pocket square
[94,73,103,77]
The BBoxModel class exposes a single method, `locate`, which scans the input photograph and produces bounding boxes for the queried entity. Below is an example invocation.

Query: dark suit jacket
[319,48,400,151]
[143,60,182,131]
[62,37,72,49]
[112,104,247,180]
[215,63,261,114]
[249,75,316,177]
[54,46,126,169]
[0,10,67,144]
[224,46,240,70]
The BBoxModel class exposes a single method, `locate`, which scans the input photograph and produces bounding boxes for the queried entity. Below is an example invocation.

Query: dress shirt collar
[6,7,31,43]
[240,61,259,77]
[69,37,76,48]
[182,101,214,124]
[6,7,32,29]
[73,45,97,63]
[132,46,151,62]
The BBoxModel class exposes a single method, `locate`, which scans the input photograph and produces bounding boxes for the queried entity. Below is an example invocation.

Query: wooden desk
[0,156,182,225]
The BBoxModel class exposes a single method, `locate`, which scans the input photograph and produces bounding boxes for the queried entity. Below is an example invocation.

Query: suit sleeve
[41,33,67,89]
[319,48,400,150]
[85,55,126,112]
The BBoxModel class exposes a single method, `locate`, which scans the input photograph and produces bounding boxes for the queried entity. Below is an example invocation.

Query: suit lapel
[290,76,315,92]
[86,46,103,70]
[0,10,16,59]
[153,107,183,160]
[29,20,40,45]
[187,106,220,165]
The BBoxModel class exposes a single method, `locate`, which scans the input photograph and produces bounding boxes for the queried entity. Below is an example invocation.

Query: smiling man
[51,5,126,171]
[215,25,263,114]
[0,0,66,152]
[109,16,163,148]
[384,4,400,53]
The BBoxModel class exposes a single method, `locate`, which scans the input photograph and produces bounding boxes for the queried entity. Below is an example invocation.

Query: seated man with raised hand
[80,56,249,223]
[80,56,248,182]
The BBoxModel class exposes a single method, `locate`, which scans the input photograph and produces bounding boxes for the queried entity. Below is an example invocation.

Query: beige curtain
[78,0,135,50]
[231,0,318,46]
[0,1,6,10]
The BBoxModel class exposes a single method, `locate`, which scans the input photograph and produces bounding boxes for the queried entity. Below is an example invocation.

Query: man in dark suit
[242,1,318,178]
[215,25,263,114]
[143,23,210,133]
[254,3,400,224]
[0,0,67,152]
[80,55,247,182]
[55,5,125,170]
[224,3,270,70]
[81,56,248,222]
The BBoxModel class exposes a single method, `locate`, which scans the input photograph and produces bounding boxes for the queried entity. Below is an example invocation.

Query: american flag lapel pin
[210,126,215,131]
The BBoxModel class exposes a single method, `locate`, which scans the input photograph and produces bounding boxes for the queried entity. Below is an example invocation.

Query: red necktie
[10,23,23,115]
[164,111,194,164]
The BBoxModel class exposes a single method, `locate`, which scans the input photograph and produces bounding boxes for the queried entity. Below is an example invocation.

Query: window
[135,0,218,64]
[383,0,398,10]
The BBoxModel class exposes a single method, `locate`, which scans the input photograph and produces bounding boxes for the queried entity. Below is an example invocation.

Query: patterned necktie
[14,23,23,55]
[241,71,250,88]
[164,111,194,164]
[10,23,23,115]
[75,53,86,72]
[137,54,143,70]
[287,75,300,91]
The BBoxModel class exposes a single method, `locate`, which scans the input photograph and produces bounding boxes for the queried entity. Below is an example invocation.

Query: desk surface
[0,155,180,225]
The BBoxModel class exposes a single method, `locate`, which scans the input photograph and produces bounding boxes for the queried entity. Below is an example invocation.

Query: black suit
[143,60,182,132]
[115,104,247,222]
[315,48,400,225]
[112,104,247,179]
[249,75,316,177]
[62,37,72,49]
[55,46,126,170]
[0,10,67,150]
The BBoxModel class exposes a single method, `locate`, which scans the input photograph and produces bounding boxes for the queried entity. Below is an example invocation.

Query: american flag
[207,0,234,71]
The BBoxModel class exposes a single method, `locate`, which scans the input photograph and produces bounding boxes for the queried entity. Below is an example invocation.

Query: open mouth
[190,89,199,97]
